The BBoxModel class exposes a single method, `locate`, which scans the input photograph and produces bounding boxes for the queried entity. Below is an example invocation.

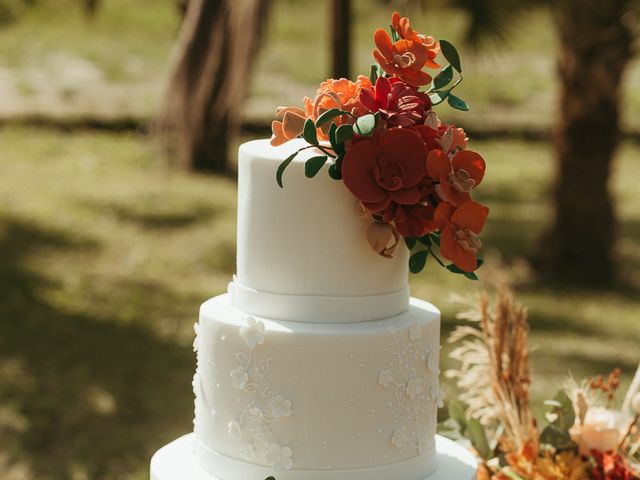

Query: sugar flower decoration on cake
[271,11,489,279]
[239,316,265,348]
[269,395,292,418]
[265,443,294,471]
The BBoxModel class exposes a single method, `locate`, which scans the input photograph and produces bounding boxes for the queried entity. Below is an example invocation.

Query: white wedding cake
[150,139,478,480]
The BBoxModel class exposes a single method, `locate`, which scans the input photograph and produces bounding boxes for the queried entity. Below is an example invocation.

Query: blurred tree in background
[453,0,637,286]
[159,0,270,173]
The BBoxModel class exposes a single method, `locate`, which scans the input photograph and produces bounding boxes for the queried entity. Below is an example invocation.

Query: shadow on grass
[0,217,194,480]
[81,199,226,231]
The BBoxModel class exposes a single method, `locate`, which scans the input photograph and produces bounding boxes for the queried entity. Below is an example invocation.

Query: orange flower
[391,11,440,62]
[373,12,439,87]
[270,106,307,146]
[427,149,486,206]
[435,201,489,272]
[270,76,372,146]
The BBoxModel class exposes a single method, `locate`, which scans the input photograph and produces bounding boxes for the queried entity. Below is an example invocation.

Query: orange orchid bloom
[435,201,489,272]
[373,12,439,87]
[427,149,486,206]
[391,11,440,64]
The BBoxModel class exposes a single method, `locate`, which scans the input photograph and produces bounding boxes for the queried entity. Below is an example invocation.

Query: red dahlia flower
[434,201,489,272]
[360,76,432,127]
[427,149,486,206]
[342,127,427,213]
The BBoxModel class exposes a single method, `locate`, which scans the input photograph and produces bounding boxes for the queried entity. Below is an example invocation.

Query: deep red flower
[590,450,640,480]
[342,127,427,213]
[360,76,432,127]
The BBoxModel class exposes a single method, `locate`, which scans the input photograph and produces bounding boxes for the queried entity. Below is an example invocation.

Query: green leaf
[540,424,573,450]
[464,271,479,281]
[466,418,490,459]
[328,162,341,180]
[448,400,467,429]
[429,91,448,105]
[405,237,417,250]
[315,108,348,128]
[429,233,441,246]
[476,258,484,268]
[547,390,575,431]
[433,64,454,90]
[448,94,470,111]
[390,24,399,43]
[353,114,376,136]
[328,123,342,154]
[336,124,354,144]
[369,64,382,84]
[437,418,463,440]
[446,263,465,274]
[303,117,318,145]
[418,235,431,246]
[439,39,462,73]
[304,155,328,178]
[276,151,298,188]
[409,250,429,274]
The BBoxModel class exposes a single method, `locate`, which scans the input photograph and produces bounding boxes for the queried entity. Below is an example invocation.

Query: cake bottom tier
[193,294,441,479]
[150,434,477,480]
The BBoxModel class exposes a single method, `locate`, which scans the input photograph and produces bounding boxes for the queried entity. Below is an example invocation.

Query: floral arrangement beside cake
[442,289,640,480]
[270,11,488,278]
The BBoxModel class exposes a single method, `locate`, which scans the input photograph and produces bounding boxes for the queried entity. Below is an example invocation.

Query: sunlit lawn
[0,126,639,479]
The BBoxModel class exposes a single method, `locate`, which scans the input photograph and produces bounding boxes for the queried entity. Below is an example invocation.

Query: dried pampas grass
[446,288,538,453]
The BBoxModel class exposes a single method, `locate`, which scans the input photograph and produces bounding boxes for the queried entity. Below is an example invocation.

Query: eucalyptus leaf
[433,65,454,90]
[328,162,341,180]
[303,118,318,145]
[328,123,342,154]
[466,418,490,459]
[440,39,462,73]
[353,114,376,136]
[405,237,417,250]
[304,155,328,178]
[446,264,465,274]
[316,108,348,128]
[429,91,447,105]
[448,94,470,111]
[276,151,298,188]
[336,124,354,144]
[409,250,429,274]
[540,424,574,450]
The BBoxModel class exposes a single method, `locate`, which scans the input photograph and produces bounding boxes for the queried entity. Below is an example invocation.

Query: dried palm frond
[447,288,538,453]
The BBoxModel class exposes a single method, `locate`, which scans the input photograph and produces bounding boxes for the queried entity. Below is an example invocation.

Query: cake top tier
[232,139,409,323]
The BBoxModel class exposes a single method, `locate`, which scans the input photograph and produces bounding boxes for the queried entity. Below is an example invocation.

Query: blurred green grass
[0,0,639,130]
[1,126,639,479]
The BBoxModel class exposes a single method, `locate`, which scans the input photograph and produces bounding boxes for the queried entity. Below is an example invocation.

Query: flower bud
[366,222,399,259]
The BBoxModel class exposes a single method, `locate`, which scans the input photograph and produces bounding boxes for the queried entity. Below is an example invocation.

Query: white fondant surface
[235,139,409,321]
[150,434,477,480]
[194,294,441,475]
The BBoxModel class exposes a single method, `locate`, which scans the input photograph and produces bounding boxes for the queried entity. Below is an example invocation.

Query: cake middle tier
[193,294,441,479]
[235,139,410,322]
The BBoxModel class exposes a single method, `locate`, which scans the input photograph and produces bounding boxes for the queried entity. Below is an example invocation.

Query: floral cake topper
[271,12,488,279]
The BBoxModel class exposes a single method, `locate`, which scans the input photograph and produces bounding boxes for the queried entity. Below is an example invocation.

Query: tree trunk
[331,0,351,79]
[536,0,634,286]
[160,0,270,173]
